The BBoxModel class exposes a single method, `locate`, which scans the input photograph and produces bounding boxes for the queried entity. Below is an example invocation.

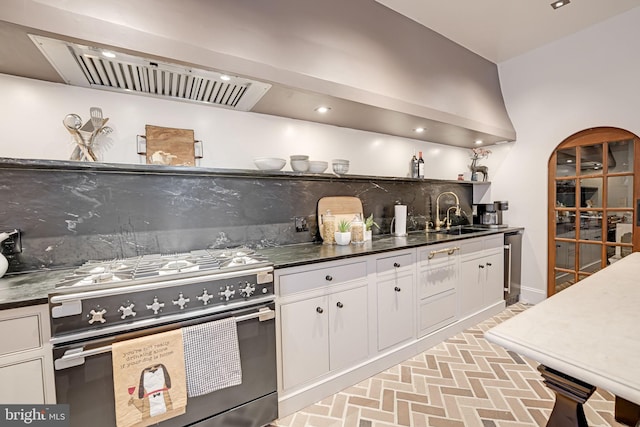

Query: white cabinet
[417,243,460,336]
[278,260,368,390]
[0,304,55,404]
[276,233,513,418]
[374,251,414,351]
[459,235,504,318]
[280,294,328,388]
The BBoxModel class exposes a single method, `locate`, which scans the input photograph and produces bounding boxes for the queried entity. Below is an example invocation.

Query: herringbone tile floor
[272,303,624,427]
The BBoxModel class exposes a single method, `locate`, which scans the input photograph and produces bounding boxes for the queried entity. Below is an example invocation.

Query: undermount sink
[434,226,486,235]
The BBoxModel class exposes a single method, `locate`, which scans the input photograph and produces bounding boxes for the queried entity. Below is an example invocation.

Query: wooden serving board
[145,124,195,166]
[317,196,364,240]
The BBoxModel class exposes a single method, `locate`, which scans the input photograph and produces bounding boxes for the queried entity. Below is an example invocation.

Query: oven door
[53,302,277,427]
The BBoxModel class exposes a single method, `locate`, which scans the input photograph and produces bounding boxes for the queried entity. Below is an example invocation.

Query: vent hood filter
[29,35,271,111]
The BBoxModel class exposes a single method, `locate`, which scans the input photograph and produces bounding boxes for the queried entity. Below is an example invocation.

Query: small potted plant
[364,213,380,241]
[334,219,352,245]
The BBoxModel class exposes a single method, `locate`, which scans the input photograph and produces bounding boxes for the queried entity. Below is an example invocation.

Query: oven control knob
[197,290,213,305]
[118,303,136,319]
[172,293,190,310]
[88,308,107,324]
[221,285,236,301]
[146,297,165,315]
[240,282,255,298]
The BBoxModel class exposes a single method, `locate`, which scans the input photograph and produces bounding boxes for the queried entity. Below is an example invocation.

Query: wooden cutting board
[317,196,364,240]
[145,125,195,166]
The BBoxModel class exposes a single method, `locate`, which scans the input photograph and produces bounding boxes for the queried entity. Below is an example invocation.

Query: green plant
[364,213,380,231]
[337,218,351,233]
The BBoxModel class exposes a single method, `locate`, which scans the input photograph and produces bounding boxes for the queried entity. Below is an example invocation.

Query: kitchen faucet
[435,192,461,230]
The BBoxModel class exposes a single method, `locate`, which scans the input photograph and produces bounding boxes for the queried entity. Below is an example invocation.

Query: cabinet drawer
[376,252,413,274]
[0,314,42,356]
[483,234,504,250]
[279,261,367,296]
[418,243,460,265]
[418,291,457,336]
[458,238,484,255]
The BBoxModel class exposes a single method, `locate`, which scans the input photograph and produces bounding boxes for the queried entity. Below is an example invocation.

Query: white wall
[494,7,640,303]
[0,73,511,180]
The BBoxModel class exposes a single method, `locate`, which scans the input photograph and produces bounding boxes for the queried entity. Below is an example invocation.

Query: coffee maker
[473,201,509,228]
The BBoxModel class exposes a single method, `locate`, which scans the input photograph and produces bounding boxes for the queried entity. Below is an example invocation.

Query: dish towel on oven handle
[111,329,187,427]
[182,317,242,397]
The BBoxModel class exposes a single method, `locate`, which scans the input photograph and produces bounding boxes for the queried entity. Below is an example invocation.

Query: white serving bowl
[254,157,286,171]
[291,159,310,172]
[290,155,309,161]
[308,161,328,173]
[331,159,349,174]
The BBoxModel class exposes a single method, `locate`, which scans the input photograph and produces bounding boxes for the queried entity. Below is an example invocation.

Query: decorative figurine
[469,147,491,181]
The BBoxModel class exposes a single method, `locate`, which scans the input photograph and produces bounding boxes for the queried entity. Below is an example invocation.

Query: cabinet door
[280,295,329,390]
[459,256,485,317]
[0,358,46,403]
[329,286,368,371]
[483,251,504,306]
[377,272,414,351]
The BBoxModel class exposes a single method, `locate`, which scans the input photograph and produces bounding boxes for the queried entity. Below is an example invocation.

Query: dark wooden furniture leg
[538,365,596,427]
[615,396,640,426]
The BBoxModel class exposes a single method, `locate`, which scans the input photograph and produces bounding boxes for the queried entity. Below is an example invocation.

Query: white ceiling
[375,0,640,63]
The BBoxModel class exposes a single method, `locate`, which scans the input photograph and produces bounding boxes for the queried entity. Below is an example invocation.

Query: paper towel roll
[392,205,407,237]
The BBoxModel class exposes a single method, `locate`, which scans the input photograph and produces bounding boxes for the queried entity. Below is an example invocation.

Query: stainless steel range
[49,248,277,427]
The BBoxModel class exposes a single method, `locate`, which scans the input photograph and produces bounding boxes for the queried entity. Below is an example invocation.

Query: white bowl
[331,159,349,174]
[254,157,286,171]
[308,161,328,173]
[291,159,310,172]
[290,155,309,161]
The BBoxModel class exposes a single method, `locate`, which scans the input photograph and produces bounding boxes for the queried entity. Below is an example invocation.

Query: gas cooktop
[55,248,269,289]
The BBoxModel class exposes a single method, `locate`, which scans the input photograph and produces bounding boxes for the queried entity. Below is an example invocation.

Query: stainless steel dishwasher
[504,231,522,305]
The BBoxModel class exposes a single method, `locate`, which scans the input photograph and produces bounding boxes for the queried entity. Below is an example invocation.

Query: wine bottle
[418,151,425,178]
[410,152,418,178]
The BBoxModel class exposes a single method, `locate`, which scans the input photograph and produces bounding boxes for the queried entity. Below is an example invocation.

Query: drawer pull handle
[325,275,333,281]
[428,246,460,259]
[479,264,485,269]
[486,262,492,267]
[393,262,400,268]
[316,307,324,314]
[394,286,401,292]
[336,302,344,308]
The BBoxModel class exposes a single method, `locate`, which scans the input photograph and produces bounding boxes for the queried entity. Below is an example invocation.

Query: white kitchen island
[485,252,640,426]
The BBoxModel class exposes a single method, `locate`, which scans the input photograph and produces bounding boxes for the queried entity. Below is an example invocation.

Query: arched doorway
[548,127,640,296]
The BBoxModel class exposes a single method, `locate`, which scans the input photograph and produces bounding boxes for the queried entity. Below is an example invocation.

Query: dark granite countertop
[0,268,72,310]
[260,226,523,269]
[0,227,522,310]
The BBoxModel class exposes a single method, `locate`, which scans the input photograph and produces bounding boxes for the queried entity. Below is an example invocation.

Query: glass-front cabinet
[549,128,639,296]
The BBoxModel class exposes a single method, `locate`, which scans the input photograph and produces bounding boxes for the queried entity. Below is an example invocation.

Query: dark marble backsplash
[0,159,473,272]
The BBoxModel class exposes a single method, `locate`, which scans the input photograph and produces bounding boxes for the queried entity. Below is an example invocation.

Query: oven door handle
[54,307,275,370]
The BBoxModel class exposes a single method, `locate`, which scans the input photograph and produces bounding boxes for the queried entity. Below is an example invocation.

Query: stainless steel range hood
[30,35,271,111]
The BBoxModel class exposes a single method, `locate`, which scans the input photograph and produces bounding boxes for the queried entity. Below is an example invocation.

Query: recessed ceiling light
[567,159,573,163]
[474,140,483,145]
[314,106,331,114]
[551,0,570,10]
[101,50,116,59]
[414,127,425,133]
[220,74,231,81]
